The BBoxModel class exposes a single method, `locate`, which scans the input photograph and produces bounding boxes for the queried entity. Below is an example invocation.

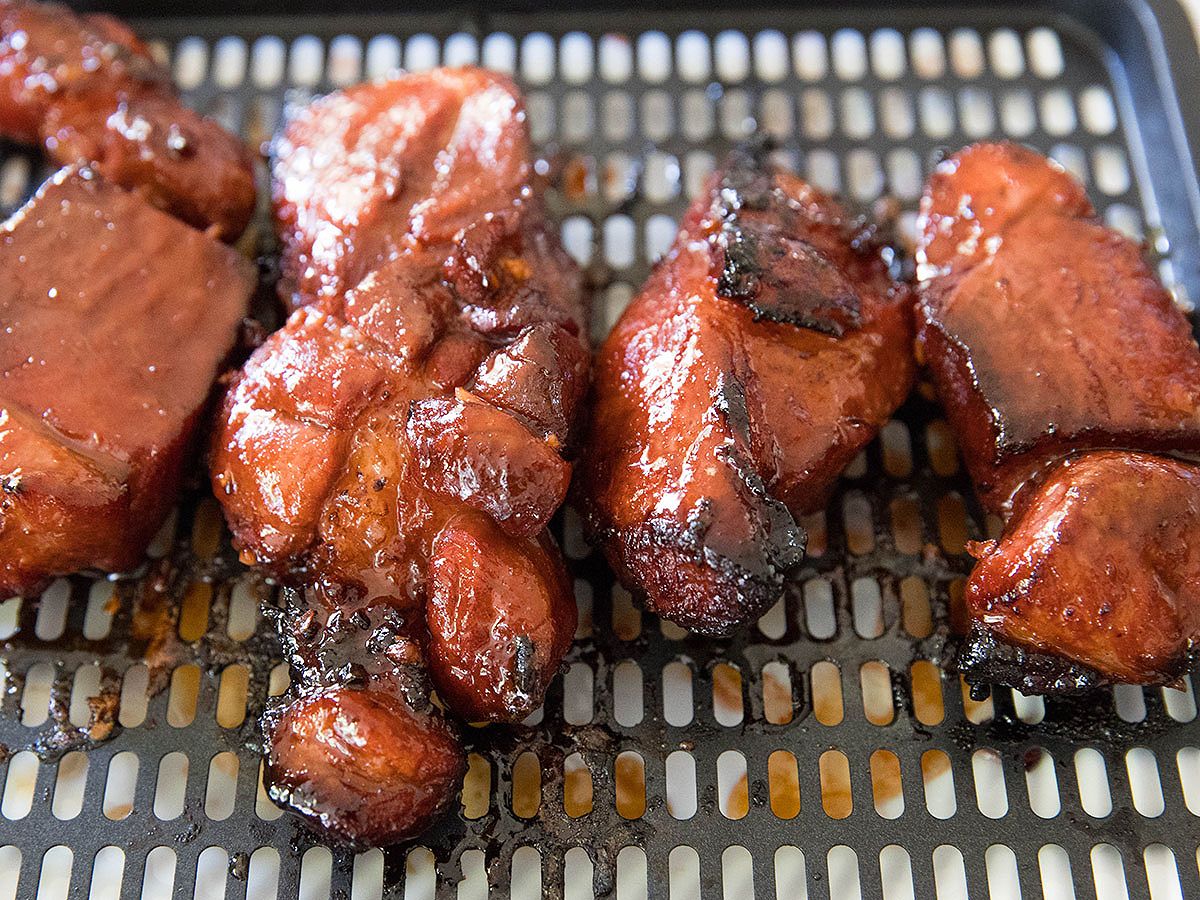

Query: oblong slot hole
[1090,844,1129,900]
[1075,748,1113,818]
[812,661,844,726]
[255,761,282,821]
[178,582,212,642]
[910,661,944,725]
[1039,845,1075,900]
[871,750,904,819]
[1163,677,1197,722]
[718,750,749,820]
[1126,747,1164,817]
[51,752,87,821]
[35,580,69,641]
[900,578,932,638]
[665,751,696,821]
[850,578,883,639]
[564,848,594,900]
[1025,747,1061,818]
[1143,844,1181,900]
[2,751,38,820]
[141,847,176,900]
[205,752,239,821]
[820,750,852,819]
[83,582,116,640]
[721,846,754,900]
[512,751,541,819]
[37,845,73,900]
[662,661,693,727]
[21,662,54,727]
[961,677,994,724]
[921,750,956,819]
[616,752,645,819]
[118,664,149,728]
[972,749,1008,818]
[510,846,541,900]
[299,846,332,900]
[804,579,836,640]
[670,846,701,900]
[827,846,861,900]
[762,661,793,725]
[216,664,249,729]
[860,661,893,726]
[89,846,125,900]
[712,663,743,726]
[613,661,644,727]
[102,751,138,821]
[167,665,201,727]
[880,845,914,900]
[194,845,229,900]
[154,752,188,821]
[245,848,280,900]
[462,753,490,820]
[0,846,20,900]
[563,753,592,818]
[933,846,968,900]
[769,750,800,820]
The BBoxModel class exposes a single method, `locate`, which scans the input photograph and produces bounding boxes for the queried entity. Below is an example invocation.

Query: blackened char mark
[713,146,862,337]
[955,622,1107,699]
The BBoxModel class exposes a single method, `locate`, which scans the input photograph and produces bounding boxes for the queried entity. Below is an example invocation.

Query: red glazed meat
[272,66,541,310]
[0,167,254,596]
[917,141,1200,515]
[960,452,1200,691]
[916,142,1200,693]
[577,143,915,635]
[0,0,256,238]
[211,69,587,845]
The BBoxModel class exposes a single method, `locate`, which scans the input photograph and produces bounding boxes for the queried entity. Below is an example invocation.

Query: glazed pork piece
[917,141,1200,514]
[0,0,256,238]
[210,68,588,846]
[916,142,1200,692]
[577,143,915,635]
[960,452,1200,692]
[272,65,540,311]
[0,167,254,597]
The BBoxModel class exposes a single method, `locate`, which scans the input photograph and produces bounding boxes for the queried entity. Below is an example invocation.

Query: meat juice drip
[210,68,589,846]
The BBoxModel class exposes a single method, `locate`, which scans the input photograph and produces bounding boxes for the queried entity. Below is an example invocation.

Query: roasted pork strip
[0,0,256,238]
[916,142,1200,692]
[210,68,588,846]
[578,143,915,635]
[917,141,1200,514]
[0,166,254,596]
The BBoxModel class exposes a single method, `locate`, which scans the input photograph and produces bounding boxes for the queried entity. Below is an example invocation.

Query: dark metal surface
[2,4,1200,898]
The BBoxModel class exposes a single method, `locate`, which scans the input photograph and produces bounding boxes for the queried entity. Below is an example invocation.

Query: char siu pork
[0,167,254,596]
[916,141,1200,693]
[0,0,256,239]
[210,68,588,846]
[577,143,915,635]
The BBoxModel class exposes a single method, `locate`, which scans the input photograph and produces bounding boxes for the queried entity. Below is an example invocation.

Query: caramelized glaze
[211,69,588,845]
[916,142,1200,690]
[578,143,914,634]
[0,167,254,595]
[0,0,256,238]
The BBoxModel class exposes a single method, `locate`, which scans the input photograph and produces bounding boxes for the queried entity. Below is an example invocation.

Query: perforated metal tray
[3,2,1200,898]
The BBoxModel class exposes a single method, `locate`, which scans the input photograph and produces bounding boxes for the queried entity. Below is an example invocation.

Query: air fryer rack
[3,3,1200,898]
